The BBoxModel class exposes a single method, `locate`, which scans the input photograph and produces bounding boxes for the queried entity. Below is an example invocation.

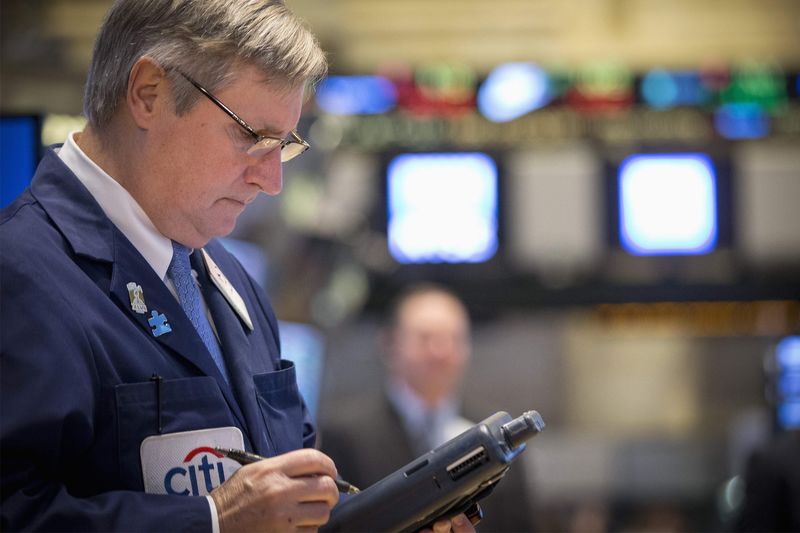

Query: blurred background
[2,1,799,530]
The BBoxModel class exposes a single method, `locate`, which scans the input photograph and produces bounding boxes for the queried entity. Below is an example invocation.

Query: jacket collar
[31,147,116,263]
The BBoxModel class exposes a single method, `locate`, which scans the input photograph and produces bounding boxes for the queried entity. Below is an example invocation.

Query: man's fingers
[293,501,335,527]
[226,452,339,507]
[424,513,477,533]
[275,448,337,478]
[211,456,340,533]
[450,513,477,533]
[432,519,452,533]
[293,473,340,507]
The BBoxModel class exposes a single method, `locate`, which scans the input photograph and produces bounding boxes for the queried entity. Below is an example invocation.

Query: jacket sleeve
[0,247,211,532]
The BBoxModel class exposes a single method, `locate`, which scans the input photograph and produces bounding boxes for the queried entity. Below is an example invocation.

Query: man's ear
[126,57,168,130]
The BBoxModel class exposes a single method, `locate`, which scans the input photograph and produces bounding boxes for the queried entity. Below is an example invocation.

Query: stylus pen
[213,447,361,494]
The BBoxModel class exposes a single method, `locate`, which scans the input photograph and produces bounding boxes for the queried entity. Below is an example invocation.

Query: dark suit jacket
[735,431,800,532]
[320,393,537,532]
[0,149,314,531]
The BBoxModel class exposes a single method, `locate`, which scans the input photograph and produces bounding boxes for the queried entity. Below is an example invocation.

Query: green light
[575,61,634,98]
[415,62,477,103]
[720,61,787,112]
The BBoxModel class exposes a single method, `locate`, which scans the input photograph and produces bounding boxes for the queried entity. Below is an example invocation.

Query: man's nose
[245,149,283,195]
[426,336,455,359]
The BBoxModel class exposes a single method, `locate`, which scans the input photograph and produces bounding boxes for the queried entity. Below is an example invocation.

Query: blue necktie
[169,242,230,383]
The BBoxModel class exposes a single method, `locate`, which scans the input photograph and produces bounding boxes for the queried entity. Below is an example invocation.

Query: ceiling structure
[2,0,799,114]
[294,0,800,72]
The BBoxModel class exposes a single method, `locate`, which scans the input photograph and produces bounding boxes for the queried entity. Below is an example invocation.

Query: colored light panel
[641,70,680,109]
[477,63,551,122]
[641,69,708,109]
[388,153,498,264]
[619,154,717,255]
[721,62,787,111]
[315,75,397,115]
[714,103,769,140]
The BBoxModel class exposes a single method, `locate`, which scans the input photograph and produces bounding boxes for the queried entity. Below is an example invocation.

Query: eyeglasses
[176,71,309,162]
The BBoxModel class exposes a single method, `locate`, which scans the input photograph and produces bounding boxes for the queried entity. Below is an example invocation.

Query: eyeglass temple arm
[178,72,261,141]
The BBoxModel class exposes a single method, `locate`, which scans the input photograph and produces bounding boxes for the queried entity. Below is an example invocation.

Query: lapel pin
[148,310,172,337]
[126,282,148,314]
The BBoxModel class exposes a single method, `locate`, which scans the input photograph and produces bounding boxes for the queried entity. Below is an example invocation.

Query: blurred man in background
[735,430,800,532]
[321,283,536,532]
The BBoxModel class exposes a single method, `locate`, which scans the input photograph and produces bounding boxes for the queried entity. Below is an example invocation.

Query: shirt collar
[57,131,173,280]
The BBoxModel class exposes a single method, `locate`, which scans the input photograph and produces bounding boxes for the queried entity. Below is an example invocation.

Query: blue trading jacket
[0,149,315,531]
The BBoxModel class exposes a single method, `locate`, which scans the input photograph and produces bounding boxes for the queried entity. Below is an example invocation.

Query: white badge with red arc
[140,427,244,496]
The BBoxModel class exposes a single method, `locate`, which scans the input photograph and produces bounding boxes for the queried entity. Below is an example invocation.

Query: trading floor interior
[2,1,799,531]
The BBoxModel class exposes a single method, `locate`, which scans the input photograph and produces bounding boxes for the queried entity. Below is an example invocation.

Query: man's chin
[202,218,239,245]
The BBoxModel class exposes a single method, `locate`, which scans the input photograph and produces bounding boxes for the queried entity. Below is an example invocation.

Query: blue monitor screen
[776,336,800,430]
[619,153,718,255]
[278,321,325,422]
[387,152,498,264]
[1,115,40,209]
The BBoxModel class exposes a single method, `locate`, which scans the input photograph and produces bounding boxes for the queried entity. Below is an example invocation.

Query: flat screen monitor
[387,152,498,264]
[618,153,718,255]
[1,115,41,209]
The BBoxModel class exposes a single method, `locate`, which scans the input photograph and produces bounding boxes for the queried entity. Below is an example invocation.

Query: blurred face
[135,65,305,248]
[389,292,471,407]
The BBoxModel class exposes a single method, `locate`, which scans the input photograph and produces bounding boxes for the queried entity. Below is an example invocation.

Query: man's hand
[419,513,478,533]
[210,448,339,532]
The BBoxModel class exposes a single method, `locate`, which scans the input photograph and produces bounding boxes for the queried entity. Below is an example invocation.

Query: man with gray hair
[0,2,475,532]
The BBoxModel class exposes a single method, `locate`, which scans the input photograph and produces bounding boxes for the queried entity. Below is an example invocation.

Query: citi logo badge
[164,446,228,496]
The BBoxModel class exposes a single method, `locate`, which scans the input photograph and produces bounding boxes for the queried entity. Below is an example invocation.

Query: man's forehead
[399,295,468,328]
[218,66,304,134]
[401,292,465,313]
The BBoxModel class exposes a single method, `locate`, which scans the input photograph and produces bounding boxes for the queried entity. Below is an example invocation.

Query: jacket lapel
[107,234,250,436]
[108,240,215,377]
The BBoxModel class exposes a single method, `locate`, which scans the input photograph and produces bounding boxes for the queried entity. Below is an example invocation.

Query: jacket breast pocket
[115,376,237,489]
[253,359,303,456]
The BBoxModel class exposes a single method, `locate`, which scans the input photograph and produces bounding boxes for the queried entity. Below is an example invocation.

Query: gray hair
[83,0,327,129]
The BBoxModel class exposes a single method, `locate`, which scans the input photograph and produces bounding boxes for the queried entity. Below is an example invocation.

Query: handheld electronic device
[322,410,545,533]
